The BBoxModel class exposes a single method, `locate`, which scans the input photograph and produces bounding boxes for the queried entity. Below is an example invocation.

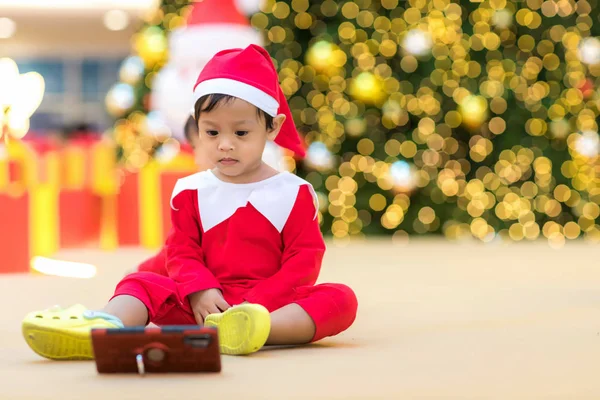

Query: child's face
[196,97,283,181]
[188,134,214,172]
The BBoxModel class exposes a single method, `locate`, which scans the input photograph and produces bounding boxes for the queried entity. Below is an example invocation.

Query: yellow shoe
[204,303,271,355]
[22,304,123,360]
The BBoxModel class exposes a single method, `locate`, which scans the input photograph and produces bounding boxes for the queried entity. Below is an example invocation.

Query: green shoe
[22,304,123,360]
[204,303,271,355]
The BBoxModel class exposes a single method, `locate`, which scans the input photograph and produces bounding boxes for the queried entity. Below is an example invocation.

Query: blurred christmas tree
[104,0,187,168]
[255,0,600,245]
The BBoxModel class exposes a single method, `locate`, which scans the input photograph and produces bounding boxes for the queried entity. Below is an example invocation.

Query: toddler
[22,45,358,358]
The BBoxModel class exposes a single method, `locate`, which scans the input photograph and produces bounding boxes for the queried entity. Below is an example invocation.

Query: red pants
[113,271,358,342]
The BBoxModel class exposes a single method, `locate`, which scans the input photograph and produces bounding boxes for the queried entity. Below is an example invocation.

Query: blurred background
[1,0,599,275]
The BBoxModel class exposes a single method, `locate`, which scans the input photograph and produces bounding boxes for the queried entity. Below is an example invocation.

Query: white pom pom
[235,0,264,15]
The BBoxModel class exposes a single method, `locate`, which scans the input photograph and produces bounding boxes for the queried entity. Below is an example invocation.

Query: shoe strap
[83,310,125,328]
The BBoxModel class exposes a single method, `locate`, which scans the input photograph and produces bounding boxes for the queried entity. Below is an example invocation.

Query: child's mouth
[219,158,238,165]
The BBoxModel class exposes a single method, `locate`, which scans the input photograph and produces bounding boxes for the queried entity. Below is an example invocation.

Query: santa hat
[168,0,262,67]
[192,44,306,158]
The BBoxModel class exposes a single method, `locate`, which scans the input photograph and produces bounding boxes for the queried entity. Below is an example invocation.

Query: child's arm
[166,189,222,299]
[243,184,325,311]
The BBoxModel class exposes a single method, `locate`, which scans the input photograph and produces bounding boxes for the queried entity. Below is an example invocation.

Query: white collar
[170,171,317,233]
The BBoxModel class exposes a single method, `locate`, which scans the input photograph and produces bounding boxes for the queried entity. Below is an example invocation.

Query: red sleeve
[244,184,325,310]
[166,189,221,298]
[137,247,167,275]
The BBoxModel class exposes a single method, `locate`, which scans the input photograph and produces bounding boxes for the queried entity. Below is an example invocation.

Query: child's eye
[206,130,218,137]
[235,131,249,137]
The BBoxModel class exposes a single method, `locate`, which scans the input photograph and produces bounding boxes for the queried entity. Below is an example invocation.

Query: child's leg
[101,295,148,326]
[267,303,316,345]
[266,283,358,345]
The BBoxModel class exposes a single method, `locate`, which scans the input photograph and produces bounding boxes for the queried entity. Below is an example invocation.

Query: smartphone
[91,325,221,374]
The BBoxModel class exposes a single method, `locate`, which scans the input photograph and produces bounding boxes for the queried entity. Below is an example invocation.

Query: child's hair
[184,116,198,144]
[193,94,274,130]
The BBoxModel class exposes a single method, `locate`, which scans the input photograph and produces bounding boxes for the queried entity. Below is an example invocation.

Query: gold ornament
[306,40,336,71]
[305,40,346,73]
[459,95,488,129]
[134,26,168,68]
[349,72,386,104]
[550,119,570,139]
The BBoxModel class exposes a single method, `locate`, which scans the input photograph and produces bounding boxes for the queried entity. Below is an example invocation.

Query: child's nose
[218,138,234,151]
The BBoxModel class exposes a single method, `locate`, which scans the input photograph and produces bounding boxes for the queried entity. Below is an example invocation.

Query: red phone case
[91,325,221,374]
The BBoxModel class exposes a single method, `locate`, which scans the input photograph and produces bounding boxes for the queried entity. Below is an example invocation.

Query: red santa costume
[116,45,357,342]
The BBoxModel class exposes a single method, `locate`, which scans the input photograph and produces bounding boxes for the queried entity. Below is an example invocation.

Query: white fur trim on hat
[193,78,279,116]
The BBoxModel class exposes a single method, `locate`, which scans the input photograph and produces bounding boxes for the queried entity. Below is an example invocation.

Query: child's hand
[188,288,231,324]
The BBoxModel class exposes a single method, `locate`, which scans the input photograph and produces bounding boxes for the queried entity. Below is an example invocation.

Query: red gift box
[0,192,30,273]
[114,150,196,249]
[58,138,103,248]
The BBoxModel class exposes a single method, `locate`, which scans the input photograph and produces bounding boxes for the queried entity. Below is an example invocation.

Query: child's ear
[267,114,286,141]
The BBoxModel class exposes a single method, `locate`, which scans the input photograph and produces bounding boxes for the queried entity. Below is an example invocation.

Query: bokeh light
[250,0,600,245]
[109,0,600,246]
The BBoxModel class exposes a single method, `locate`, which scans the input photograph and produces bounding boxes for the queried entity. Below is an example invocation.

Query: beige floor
[2,238,600,399]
